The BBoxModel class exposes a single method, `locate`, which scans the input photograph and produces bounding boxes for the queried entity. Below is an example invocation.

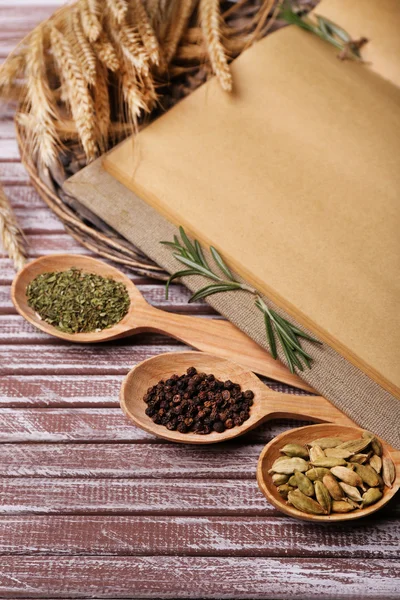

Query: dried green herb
[280,3,368,61]
[161,227,321,373]
[26,268,130,333]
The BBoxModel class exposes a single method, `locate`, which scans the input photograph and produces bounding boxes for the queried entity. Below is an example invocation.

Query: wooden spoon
[11,254,314,391]
[120,351,357,445]
[257,423,400,522]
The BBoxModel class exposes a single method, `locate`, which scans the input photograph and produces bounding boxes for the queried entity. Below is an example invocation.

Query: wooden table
[1,4,399,598]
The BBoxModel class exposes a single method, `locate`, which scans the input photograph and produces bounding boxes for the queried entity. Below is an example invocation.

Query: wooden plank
[0,121,16,139]
[12,207,66,233]
[0,442,266,478]
[0,478,271,515]
[0,258,156,285]
[1,185,48,208]
[0,556,398,598]
[0,408,306,443]
[0,233,92,257]
[0,374,295,407]
[0,138,19,160]
[0,343,190,375]
[0,514,399,558]
[0,162,30,184]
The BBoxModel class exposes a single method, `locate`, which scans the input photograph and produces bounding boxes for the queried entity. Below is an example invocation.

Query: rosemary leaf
[173,254,220,281]
[166,269,200,299]
[264,312,277,359]
[195,239,209,269]
[189,283,242,303]
[179,225,197,257]
[210,246,235,280]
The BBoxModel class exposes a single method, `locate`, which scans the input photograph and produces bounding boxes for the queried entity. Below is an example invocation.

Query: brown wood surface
[1,4,400,597]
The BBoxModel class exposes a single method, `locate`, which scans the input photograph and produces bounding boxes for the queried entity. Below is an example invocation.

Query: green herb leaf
[165,269,200,299]
[210,246,234,280]
[189,283,242,303]
[264,312,277,359]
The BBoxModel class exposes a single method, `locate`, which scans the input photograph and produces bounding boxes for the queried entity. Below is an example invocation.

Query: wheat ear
[131,0,160,65]
[112,23,149,74]
[79,0,101,43]
[199,0,232,92]
[50,27,97,161]
[71,7,97,84]
[93,32,120,71]
[0,182,26,271]
[105,0,128,24]
[24,26,59,167]
[0,53,25,96]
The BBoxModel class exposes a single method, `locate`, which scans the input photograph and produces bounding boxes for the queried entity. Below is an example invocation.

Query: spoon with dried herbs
[11,254,313,391]
[257,423,400,522]
[120,351,357,445]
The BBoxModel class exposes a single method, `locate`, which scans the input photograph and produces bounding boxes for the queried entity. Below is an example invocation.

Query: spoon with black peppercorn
[12,254,314,391]
[120,351,359,444]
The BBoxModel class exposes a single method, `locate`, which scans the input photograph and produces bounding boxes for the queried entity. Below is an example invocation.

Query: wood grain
[0,556,399,598]
[1,515,400,557]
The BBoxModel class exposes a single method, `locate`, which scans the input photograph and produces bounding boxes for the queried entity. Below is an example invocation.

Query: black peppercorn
[143,367,253,435]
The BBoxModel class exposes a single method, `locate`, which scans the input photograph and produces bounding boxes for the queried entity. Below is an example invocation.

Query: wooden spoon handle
[133,305,315,392]
[258,390,357,427]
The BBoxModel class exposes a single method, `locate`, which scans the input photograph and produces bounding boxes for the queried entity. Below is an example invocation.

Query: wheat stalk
[94,63,111,151]
[50,26,97,161]
[163,0,195,64]
[0,182,27,271]
[70,7,97,84]
[199,0,232,92]
[131,0,160,65]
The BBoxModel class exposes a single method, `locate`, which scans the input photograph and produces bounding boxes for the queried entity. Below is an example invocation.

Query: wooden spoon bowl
[120,352,356,445]
[11,254,313,391]
[257,423,400,522]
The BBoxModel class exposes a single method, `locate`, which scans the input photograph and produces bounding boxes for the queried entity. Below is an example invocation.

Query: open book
[103,0,400,398]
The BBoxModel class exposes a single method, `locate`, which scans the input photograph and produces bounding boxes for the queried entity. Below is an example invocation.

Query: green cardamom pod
[322,473,344,500]
[272,473,289,486]
[330,466,364,488]
[280,443,309,459]
[337,437,371,454]
[287,490,327,515]
[382,457,396,488]
[353,463,380,487]
[369,454,382,474]
[324,448,353,459]
[309,445,325,462]
[311,457,347,468]
[277,484,295,499]
[271,457,309,475]
[349,453,369,464]
[314,480,332,514]
[294,470,314,497]
[331,500,355,513]
[339,482,363,502]
[309,437,343,449]
[305,467,331,481]
[362,488,383,507]
[288,475,298,487]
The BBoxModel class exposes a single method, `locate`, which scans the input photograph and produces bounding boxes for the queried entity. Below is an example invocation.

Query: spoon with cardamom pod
[257,423,399,522]
[11,254,313,391]
[120,351,359,445]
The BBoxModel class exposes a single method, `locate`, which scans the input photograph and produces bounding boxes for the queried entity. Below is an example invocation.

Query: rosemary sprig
[161,227,321,373]
[279,3,368,61]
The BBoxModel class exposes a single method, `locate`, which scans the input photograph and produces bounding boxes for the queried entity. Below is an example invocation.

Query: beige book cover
[103,0,400,398]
